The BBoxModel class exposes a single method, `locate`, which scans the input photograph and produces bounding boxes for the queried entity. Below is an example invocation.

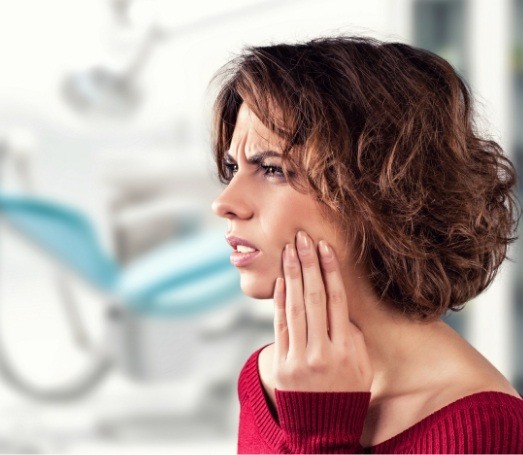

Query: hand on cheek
[272,230,373,392]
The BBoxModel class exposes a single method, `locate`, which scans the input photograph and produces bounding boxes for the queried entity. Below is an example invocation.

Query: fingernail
[285,243,297,261]
[319,240,332,259]
[296,231,310,251]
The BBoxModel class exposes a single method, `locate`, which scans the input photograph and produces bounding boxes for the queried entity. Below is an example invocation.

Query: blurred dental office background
[0,0,521,453]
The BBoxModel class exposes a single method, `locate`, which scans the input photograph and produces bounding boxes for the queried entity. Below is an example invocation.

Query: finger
[318,240,351,343]
[296,231,329,348]
[273,277,289,360]
[283,243,307,354]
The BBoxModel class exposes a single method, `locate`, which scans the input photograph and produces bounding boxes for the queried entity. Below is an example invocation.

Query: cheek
[238,190,338,299]
[235,201,293,299]
[259,192,329,262]
[260,196,305,248]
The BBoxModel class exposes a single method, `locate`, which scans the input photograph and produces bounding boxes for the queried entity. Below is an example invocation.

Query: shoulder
[427,389,523,416]
[365,323,522,449]
[417,371,521,418]
[416,321,521,419]
[368,391,523,452]
[412,391,523,453]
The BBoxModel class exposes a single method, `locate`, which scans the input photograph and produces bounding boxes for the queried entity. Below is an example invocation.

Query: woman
[211,36,523,453]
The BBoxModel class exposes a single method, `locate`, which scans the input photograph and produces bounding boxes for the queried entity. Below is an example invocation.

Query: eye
[224,162,238,173]
[261,163,285,180]
[223,162,238,181]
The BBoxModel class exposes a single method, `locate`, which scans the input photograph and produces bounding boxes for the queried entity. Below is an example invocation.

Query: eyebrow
[225,150,283,164]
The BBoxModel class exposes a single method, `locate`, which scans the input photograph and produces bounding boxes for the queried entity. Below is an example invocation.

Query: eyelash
[224,162,286,181]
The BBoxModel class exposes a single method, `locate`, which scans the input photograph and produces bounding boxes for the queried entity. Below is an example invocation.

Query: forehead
[228,103,285,156]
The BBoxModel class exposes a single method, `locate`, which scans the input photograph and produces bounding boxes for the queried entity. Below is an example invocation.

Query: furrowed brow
[247,151,283,164]
[225,150,283,164]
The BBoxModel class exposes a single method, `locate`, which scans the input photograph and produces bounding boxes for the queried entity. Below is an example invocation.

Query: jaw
[239,269,277,300]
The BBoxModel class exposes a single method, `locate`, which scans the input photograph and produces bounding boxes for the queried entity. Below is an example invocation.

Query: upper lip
[226,236,259,251]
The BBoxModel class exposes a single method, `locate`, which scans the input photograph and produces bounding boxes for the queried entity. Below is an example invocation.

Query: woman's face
[212,103,350,299]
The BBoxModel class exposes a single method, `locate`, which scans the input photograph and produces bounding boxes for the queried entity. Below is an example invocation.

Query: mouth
[226,236,261,267]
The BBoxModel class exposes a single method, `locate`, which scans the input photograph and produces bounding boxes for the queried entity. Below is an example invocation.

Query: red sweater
[238,346,523,454]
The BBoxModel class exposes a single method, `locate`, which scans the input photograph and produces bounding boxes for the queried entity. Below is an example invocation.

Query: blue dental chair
[0,190,241,401]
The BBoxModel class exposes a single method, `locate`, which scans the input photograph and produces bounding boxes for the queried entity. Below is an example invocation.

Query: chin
[239,272,276,299]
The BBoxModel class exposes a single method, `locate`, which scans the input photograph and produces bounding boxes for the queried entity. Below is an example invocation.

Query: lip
[226,235,261,267]
[226,236,259,250]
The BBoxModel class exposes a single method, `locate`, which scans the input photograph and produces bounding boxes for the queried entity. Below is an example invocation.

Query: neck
[343,271,452,400]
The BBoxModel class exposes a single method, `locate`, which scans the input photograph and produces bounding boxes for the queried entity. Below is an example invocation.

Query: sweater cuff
[275,390,371,453]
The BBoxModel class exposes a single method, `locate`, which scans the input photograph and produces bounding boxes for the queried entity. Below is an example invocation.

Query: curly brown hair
[210,36,521,321]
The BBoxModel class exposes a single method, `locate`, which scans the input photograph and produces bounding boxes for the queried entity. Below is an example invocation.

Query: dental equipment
[62,0,301,117]
[0,189,241,401]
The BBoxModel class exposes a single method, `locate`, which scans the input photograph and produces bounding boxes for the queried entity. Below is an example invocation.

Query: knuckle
[274,320,288,333]
[274,298,285,310]
[322,259,338,273]
[329,290,345,306]
[288,303,304,318]
[306,349,329,372]
[305,290,325,306]
[334,343,354,362]
[285,263,302,279]
[337,351,352,367]
[300,255,316,269]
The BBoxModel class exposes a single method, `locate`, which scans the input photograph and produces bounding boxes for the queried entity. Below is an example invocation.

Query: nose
[212,175,254,220]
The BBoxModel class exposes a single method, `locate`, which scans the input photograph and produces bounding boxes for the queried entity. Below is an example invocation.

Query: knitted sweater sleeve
[275,389,371,454]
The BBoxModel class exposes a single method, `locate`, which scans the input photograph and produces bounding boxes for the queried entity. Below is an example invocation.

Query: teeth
[237,245,256,253]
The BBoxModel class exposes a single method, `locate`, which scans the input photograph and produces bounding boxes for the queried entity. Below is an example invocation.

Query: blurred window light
[413,0,469,340]
[514,0,523,155]
[513,0,523,395]
[413,0,468,77]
